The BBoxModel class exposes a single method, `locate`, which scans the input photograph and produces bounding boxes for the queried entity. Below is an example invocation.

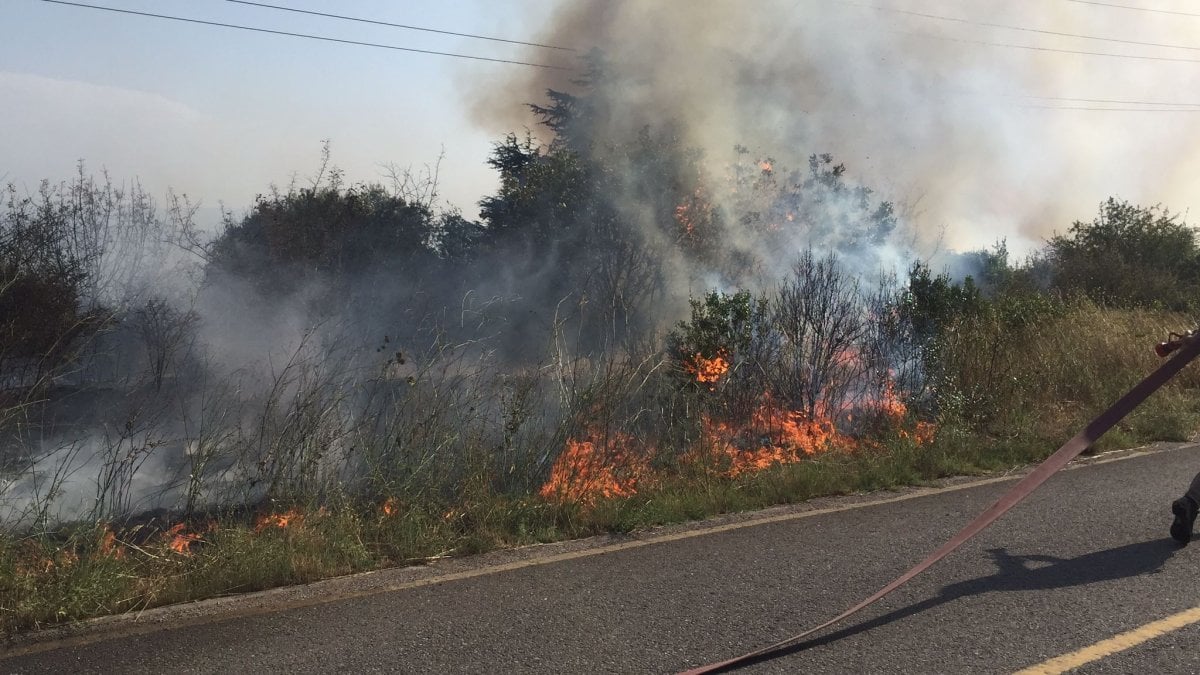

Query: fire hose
[680,329,1200,675]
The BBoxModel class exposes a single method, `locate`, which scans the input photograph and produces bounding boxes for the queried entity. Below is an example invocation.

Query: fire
[537,350,938,503]
[900,421,938,445]
[685,349,730,388]
[759,160,773,173]
[539,431,650,503]
[381,497,398,516]
[674,202,697,236]
[164,523,201,555]
[255,508,304,532]
[98,526,125,560]
[832,346,861,369]
[60,548,79,570]
[700,395,850,477]
[874,379,907,421]
[857,375,938,445]
[674,187,712,239]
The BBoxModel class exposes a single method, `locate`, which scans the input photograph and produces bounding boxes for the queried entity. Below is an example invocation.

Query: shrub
[1048,198,1200,310]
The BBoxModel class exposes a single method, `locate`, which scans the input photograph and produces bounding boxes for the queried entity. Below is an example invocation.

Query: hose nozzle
[1156,330,1198,358]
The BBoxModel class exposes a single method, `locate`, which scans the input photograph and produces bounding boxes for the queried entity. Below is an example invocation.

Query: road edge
[3,440,1195,659]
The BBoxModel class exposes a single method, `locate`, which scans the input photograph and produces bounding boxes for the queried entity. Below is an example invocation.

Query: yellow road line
[1015,605,1200,674]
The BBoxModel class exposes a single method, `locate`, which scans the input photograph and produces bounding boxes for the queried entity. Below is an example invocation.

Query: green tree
[1047,198,1200,309]
[899,262,984,348]
[208,181,443,295]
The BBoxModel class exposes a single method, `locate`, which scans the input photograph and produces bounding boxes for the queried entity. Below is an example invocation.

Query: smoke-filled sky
[6,0,1200,254]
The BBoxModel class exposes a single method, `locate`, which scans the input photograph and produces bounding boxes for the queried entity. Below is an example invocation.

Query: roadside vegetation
[5,68,1200,634]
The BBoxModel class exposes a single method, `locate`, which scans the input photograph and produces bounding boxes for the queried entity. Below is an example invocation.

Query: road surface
[5,444,1200,673]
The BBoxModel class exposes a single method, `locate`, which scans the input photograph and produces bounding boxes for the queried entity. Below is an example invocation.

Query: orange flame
[538,352,937,502]
[685,350,730,389]
[900,421,938,445]
[98,525,125,560]
[700,395,850,477]
[674,187,712,239]
[381,497,398,517]
[255,508,304,533]
[874,380,907,421]
[856,374,937,445]
[759,160,773,173]
[674,203,697,236]
[60,548,79,570]
[539,431,650,503]
[832,346,861,369]
[164,523,201,555]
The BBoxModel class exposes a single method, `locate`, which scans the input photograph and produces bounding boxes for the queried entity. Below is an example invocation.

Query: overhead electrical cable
[948,90,1200,107]
[1021,105,1200,112]
[895,26,1200,65]
[1023,94,1200,106]
[1065,0,1200,18]
[836,2,1200,65]
[39,0,572,70]
[225,0,574,52]
[820,6,1200,110]
[850,1,1200,52]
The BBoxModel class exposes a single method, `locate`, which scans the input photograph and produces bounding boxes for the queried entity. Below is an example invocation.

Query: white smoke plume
[470,0,1200,254]
[12,0,1200,527]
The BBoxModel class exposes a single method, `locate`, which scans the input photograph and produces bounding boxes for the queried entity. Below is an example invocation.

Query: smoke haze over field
[9,0,1200,528]
[470,0,1200,254]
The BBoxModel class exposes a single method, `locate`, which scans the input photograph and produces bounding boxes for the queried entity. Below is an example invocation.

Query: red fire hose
[681,330,1200,675]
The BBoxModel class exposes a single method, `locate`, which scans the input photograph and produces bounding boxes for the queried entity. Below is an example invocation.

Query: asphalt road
[6,444,1200,674]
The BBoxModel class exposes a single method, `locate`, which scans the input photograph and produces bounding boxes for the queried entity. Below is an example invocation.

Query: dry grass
[3,300,1198,636]
[938,300,1200,447]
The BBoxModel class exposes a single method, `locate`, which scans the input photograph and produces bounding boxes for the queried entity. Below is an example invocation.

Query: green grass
[3,301,1199,636]
[0,418,1184,637]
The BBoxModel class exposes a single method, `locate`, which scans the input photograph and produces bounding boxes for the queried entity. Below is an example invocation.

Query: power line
[1024,94,1200,106]
[947,89,1200,107]
[898,26,1200,65]
[851,1,1200,52]
[835,4,1200,111]
[838,2,1200,65]
[39,0,572,70]
[1022,104,1200,111]
[832,5,1200,107]
[947,89,1200,111]
[1064,0,1200,18]
[817,4,1200,111]
[225,0,574,52]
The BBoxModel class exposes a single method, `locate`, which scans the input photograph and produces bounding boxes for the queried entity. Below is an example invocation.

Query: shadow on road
[707,537,1181,672]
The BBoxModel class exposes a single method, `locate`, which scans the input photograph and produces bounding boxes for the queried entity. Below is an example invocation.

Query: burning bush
[14,52,1200,637]
[539,431,652,503]
[537,252,939,503]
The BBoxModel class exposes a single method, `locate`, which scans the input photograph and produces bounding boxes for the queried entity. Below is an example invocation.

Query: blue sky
[3,0,565,223]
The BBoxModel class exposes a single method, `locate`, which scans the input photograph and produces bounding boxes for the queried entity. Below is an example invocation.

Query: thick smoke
[469,0,1200,253]
[14,0,1197,527]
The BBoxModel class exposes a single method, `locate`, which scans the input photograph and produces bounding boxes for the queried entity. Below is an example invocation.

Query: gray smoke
[469,0,1200,254]
[17,0,1191,526]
